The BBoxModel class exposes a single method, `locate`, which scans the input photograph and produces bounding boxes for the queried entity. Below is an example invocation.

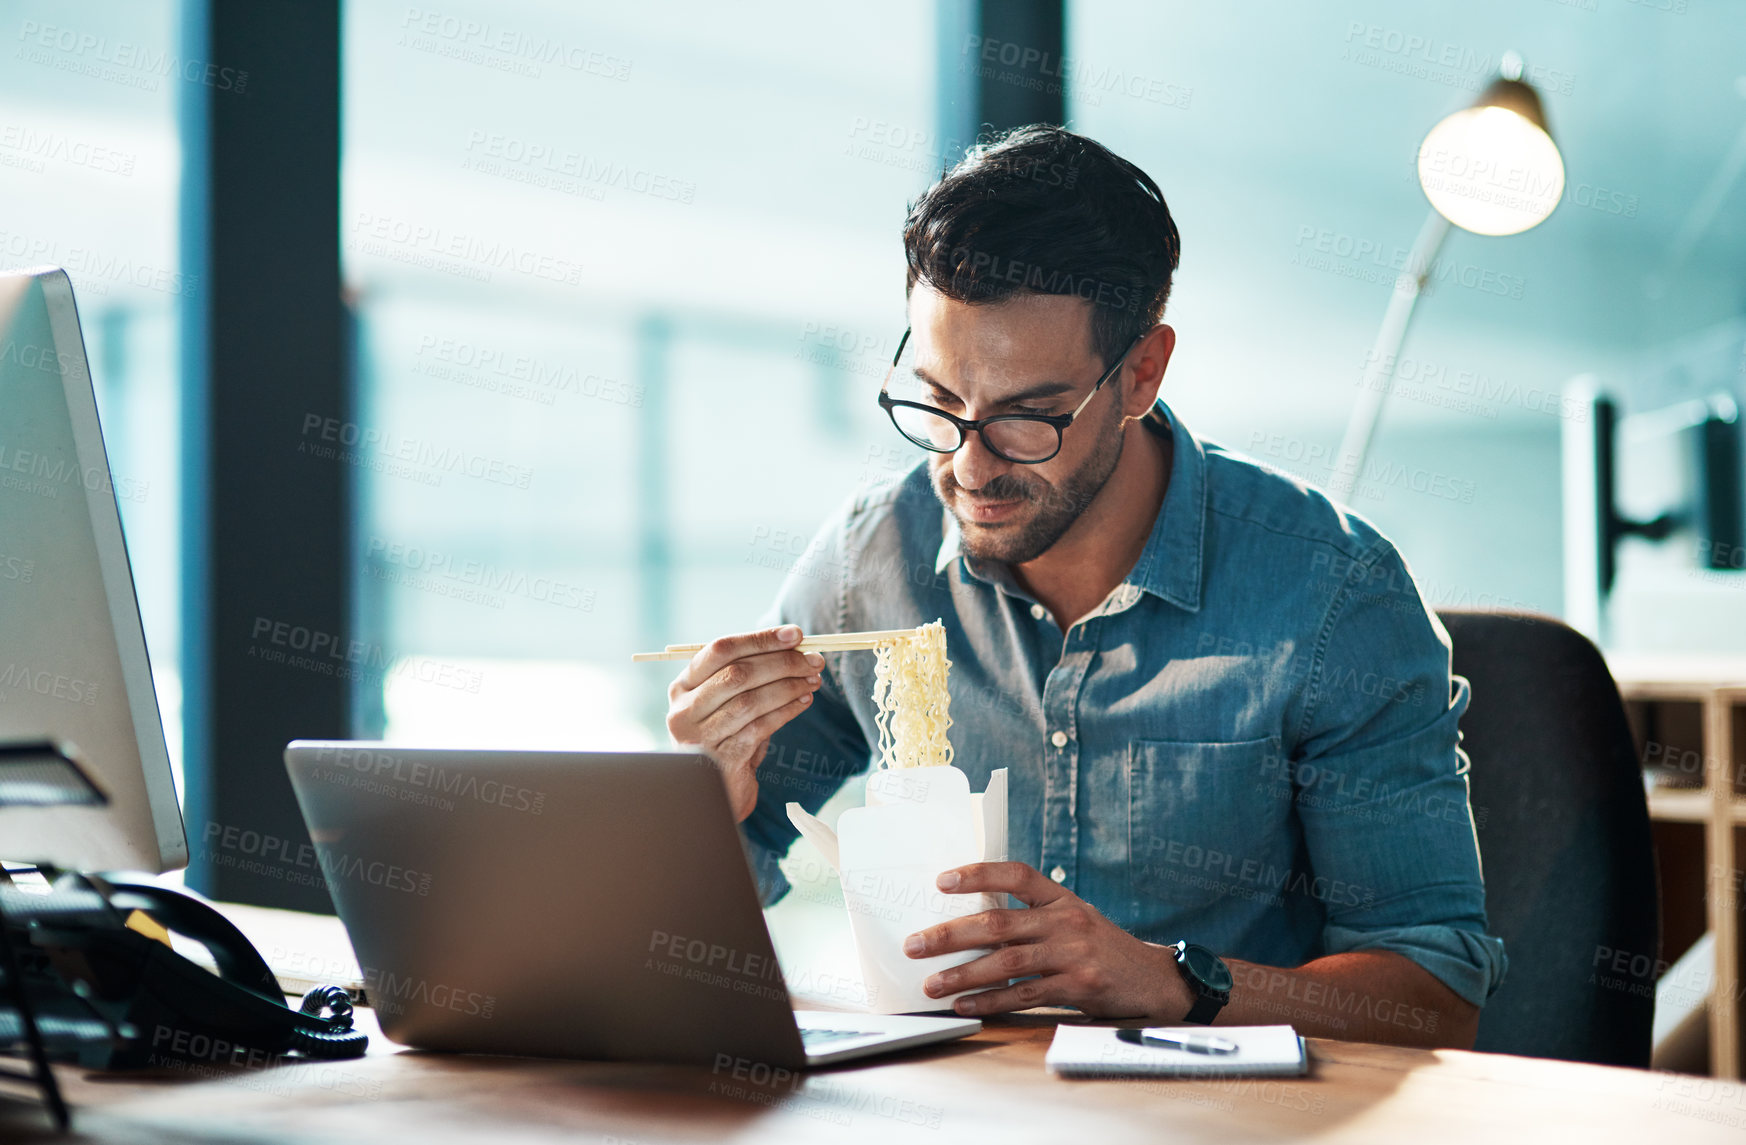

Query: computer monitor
[1563,370,1746,648]
[0,267,186,871]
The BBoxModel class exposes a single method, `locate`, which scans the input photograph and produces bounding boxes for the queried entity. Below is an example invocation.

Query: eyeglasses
[876,327,1142,464]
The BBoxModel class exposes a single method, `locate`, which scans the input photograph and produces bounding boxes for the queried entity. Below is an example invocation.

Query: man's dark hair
[903,124,1181,365]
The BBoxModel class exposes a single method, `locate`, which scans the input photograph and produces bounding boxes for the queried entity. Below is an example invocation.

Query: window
[343,1,934,748]
[1,0,187,796]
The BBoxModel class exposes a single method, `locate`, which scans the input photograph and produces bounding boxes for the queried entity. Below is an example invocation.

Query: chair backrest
[1438,609,1657,1067]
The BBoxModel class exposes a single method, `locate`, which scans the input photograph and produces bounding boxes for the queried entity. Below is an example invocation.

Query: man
[666,125,1503,1048]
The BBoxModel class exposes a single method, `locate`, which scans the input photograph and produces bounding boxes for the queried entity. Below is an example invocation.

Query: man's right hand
[665,624,824,822]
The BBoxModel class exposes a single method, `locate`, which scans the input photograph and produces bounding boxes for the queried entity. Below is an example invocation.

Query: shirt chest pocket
[1127,737,1296,912]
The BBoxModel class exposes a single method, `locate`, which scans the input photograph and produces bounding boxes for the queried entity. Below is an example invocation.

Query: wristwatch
[1168,940,1233,1024]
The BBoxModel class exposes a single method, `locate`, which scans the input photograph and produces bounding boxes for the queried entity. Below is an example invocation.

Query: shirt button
[1030,603,1046,620]
[1049,866,1067,883]
[1050,730,1068,748]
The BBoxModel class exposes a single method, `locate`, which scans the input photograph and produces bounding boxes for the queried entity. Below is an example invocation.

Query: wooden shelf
[1648,788,1713,823]
[1608,653,1746,693]
[1614,662,1745,1080]
[1647,791,1746,824]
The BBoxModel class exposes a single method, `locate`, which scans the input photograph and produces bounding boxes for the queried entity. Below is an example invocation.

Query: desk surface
[8,907,1746,1144]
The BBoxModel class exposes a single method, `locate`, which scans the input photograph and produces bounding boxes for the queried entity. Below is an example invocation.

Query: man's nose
[951,425,1011,493]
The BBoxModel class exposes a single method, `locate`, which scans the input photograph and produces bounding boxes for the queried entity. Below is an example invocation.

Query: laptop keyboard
[800,1027,884,1046]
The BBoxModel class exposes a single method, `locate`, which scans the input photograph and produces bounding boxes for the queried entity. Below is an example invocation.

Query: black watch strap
[1171,941,1232,1025]
[1183,992,1225,1025]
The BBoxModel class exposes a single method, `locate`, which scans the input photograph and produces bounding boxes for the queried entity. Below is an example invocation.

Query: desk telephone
[2,869,366,1070]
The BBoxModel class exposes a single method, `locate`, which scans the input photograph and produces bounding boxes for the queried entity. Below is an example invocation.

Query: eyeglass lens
[889,404,1059,460]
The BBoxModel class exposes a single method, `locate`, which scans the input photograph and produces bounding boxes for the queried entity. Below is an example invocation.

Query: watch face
[1183,944,1233,993]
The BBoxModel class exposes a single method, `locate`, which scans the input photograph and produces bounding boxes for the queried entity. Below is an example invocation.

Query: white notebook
[1045,1024,1309,1078]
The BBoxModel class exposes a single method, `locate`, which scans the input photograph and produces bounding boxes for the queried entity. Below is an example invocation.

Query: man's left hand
[902,861,1190,1019]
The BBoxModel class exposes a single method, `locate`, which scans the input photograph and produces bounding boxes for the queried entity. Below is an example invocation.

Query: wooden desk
[16,1008,1746,1144]
[7,908,1746,1143]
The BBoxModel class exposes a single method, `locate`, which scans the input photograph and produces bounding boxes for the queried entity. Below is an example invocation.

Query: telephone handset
[5,869,367,1069]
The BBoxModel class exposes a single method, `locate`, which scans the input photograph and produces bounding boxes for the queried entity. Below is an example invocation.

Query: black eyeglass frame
[876,327,1145,464]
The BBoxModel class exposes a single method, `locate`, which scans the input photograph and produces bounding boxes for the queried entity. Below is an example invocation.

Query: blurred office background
[4,0,1744,904]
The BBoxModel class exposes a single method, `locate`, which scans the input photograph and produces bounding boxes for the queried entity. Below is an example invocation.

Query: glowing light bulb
[1417,104,1564,236]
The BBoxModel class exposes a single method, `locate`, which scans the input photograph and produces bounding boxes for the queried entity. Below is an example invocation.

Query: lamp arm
[1330,208,1452,498]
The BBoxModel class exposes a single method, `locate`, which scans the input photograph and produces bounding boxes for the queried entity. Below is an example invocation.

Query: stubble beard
[932,404,1127,566]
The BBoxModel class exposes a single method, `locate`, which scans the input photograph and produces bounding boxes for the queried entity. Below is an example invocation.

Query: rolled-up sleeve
[736,497,873,907]
[1291,542,1507,1007]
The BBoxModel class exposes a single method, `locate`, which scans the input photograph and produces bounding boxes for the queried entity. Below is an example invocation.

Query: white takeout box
[786,766,1007,1014]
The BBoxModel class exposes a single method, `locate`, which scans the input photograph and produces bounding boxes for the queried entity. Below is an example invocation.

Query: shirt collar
[932,398,1206,612]
[934,510,964,576]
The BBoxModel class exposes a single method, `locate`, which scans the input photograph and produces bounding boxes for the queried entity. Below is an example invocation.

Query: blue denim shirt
[741,399,1505,1008]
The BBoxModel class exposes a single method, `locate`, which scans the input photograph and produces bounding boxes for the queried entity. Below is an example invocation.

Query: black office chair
[1437,609,1658,1067]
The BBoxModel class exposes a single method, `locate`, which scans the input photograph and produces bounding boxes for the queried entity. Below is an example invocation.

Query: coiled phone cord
[290,985,369,1059]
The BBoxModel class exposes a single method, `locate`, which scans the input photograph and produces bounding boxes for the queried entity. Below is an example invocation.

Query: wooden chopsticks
[630,628,917,662]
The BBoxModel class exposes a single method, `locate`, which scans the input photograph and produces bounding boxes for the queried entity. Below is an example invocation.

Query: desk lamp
[1332,51,1563,495]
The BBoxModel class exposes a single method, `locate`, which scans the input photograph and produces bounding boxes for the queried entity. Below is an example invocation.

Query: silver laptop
[283,742,979,1068]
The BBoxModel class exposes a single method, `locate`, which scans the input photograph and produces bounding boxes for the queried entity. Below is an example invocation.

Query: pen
[1116,1027,1240,1055]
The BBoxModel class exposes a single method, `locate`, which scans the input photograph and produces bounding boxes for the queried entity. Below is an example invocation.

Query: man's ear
[1122,324,1175,417]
